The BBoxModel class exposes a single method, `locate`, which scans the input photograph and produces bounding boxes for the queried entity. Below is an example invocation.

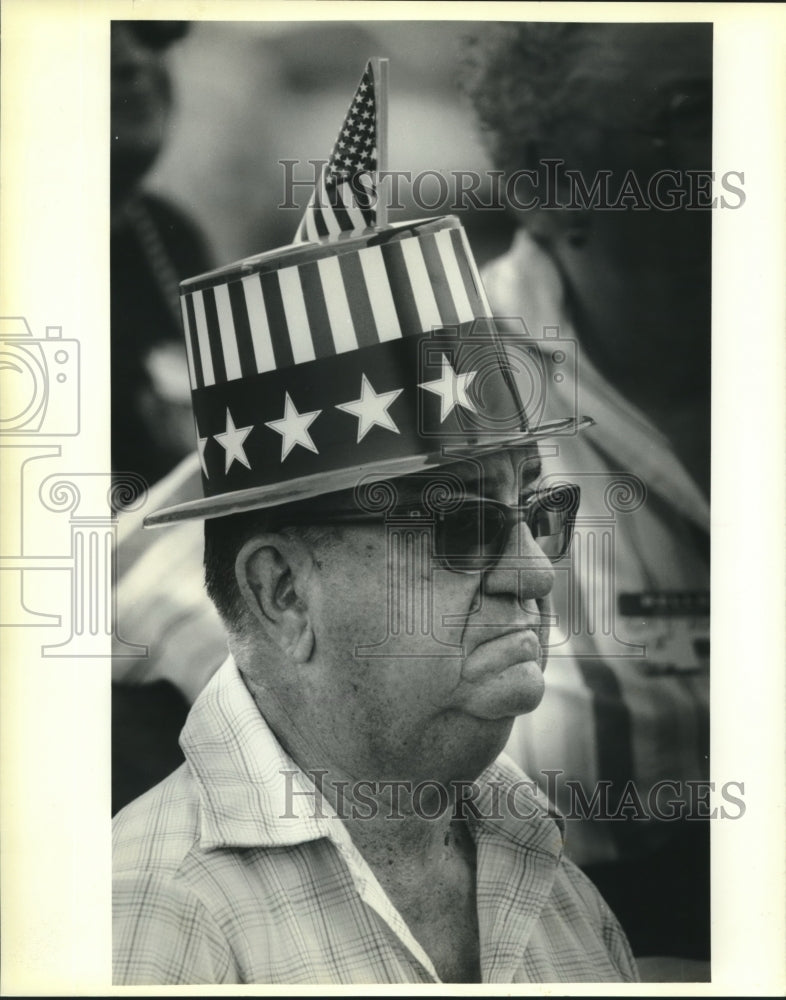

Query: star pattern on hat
[418,354,478,423]
[335,374,403,442]
[196,433,210,479]
[265,392,321,461]
[213,408,254,473]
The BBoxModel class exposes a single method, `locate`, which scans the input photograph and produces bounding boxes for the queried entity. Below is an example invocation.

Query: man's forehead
[393,446,541,501]
[450,446,540,485]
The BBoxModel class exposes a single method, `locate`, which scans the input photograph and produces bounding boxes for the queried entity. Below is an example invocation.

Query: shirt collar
[470,753,566,861]
[180,655,337,850]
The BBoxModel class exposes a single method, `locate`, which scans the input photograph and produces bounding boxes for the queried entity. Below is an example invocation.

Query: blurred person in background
[462,21,712,968]
[111,20,214,812]
[111,20,213,490]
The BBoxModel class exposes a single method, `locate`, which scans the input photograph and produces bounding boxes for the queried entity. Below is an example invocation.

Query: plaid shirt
[113,658,638,985]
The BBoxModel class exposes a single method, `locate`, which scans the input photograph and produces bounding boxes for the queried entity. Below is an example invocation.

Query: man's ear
[235,534,315,664]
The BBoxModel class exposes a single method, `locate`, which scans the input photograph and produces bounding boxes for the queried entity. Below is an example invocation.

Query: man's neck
[242,669,471,866]
[309,757,482,985]
[326,770,458,872]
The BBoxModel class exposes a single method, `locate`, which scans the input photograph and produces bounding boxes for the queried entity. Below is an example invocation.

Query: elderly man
[115,448,638,984]
[112,174,638,983]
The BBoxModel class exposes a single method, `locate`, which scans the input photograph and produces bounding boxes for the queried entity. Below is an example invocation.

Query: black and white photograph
[1,2,784,994]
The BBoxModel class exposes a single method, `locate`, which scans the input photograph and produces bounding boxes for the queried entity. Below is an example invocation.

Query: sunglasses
[276,483,580,574]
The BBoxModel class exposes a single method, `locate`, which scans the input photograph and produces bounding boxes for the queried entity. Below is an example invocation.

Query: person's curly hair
[461,23,619,178]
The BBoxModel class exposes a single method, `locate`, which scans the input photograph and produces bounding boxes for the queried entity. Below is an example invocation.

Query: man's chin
[451,660,546,721]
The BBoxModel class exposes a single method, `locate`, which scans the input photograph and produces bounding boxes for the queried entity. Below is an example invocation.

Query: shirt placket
[324,825,441,982]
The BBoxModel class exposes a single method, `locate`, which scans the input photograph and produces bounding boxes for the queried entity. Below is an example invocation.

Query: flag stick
[371,57,389,229]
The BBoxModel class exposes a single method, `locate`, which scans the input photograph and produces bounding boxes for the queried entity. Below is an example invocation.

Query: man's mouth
[446,625,548,720]
[460,627,543,683]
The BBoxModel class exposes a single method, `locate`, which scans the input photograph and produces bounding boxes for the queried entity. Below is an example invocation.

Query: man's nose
[483,519,555,599]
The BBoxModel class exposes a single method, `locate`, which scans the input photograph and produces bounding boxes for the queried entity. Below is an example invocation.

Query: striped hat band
[179,216,491,392]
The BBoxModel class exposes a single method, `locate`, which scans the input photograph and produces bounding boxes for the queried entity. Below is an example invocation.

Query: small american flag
[295,59,387,243]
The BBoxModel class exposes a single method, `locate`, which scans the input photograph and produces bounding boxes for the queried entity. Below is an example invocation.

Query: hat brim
[143,416,594,526]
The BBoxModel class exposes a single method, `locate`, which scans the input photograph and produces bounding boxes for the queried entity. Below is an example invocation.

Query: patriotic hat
[146,61,589,526]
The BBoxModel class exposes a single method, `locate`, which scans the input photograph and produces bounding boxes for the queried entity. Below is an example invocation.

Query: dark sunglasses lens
[434,486,579,572]
[528,508,569,560]
[526,487,578,561]
[436,502,507,571]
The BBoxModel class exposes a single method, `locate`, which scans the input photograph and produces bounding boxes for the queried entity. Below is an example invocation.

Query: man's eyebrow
[456,456,541,500]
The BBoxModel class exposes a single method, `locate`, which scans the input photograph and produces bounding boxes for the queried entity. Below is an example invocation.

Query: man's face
[302,446,556,783]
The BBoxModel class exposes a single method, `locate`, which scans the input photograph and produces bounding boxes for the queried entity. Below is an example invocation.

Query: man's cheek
[367,559,475,645]
[430,571,482,636]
